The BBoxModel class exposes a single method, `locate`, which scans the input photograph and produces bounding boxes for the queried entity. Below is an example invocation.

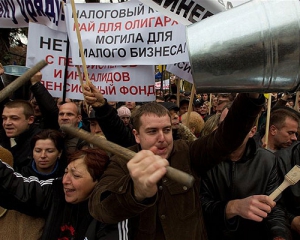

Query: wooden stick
[76,65,84,87]
[70,0,90,85]
[186,85,195,125]
[0,60,48,103]
[208,93,212,115]
[264,93,272,149]
[176,78,180,107]
[76,65,90,111]
[294,91,300,112]
[269,165,300,200]
[60,125,195,188]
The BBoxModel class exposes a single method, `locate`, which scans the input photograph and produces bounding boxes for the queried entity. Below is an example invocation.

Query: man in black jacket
[200,124,291,240]
[0,100,41,171]
[276,142,300,239]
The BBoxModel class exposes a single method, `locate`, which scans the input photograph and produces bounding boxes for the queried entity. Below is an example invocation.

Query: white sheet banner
[65,1,188,66]
[166,62,193,84]
[26,22,156,102]
[139,0,226,26]
[220,0,251,9]
[0,0,66,31]
[155,79,170,90]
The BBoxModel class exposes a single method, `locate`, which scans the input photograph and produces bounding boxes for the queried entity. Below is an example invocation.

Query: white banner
[155,79,169,90]
[166,62,193,84]
[26,22,156,102]
[64,1,188,66]
[0,0,66,31]
[139,0,226,26]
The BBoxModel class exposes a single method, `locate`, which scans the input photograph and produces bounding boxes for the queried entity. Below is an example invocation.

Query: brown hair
[4,100,34,119]
[31,129,64,152]
[270,108,300,129]
[67,148,109,181]
[132,102,170,132]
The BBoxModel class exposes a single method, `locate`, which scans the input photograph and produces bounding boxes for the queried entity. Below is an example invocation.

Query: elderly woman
[0,147,127,239]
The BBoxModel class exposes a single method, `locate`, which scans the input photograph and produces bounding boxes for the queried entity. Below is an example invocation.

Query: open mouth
[64,188,75,193]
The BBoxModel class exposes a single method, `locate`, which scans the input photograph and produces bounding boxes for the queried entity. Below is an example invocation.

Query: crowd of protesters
[0,67,300,239]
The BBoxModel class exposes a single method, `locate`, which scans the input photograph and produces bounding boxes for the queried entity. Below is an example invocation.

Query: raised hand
[127,150,169,202]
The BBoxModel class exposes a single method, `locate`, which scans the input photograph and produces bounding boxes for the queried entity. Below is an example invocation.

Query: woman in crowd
[0,147,127,239]
[21,129,66,180]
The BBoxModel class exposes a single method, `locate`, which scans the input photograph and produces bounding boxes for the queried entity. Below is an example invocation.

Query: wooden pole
[264,93,272,149]
[208,93,212,115]
[294,91,300,112]
[186,85,196,125]
[0,60,48,103]
[70,0,91,85]
[176,78,180,107]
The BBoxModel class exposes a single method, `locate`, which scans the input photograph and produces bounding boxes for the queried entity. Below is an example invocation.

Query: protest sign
[139,0,225,26]
[26,22,156,102]
[64,1,188,66]
[166,62,193,84]
[0,0,66,31]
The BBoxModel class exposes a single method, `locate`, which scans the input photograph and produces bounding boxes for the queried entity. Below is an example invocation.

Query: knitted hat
[117,106,131,117]
[0,147,13,217]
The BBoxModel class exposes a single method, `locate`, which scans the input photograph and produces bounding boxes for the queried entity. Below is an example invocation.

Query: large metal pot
[186,0,300,93]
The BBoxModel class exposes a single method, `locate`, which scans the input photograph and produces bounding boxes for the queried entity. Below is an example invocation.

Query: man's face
[272,117,299,150]
[179,103,189,116]
[216,96,230,113]
[2,107,34,138]
[89,120,104,136]
[133,114,173,159]
[125,102,136,110]
[58,103,81,127]
[202,94,208,101]
[169,109,179,130]
[30,98,41,117]
[195,105,208,116]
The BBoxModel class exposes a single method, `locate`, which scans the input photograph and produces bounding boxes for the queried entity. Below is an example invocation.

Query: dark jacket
[0,161,127,240]
[275,142,300,228]
[93,102,136,148]
[89,93,265,240]
[0,124,41,171]
[20,159,65,180]
[200,138,291,240]
[30,82,60,130]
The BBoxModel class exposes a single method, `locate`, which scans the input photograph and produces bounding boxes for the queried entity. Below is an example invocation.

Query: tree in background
[0,28,27,66]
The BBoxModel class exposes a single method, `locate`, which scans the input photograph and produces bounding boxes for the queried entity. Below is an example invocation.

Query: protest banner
[139,0,225,26]
[26,22,156,102]
[166,62,193,84]
[0,0,249,30]
[155,79,169,90]
[0,0,66,31]
[64,1,188,66]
